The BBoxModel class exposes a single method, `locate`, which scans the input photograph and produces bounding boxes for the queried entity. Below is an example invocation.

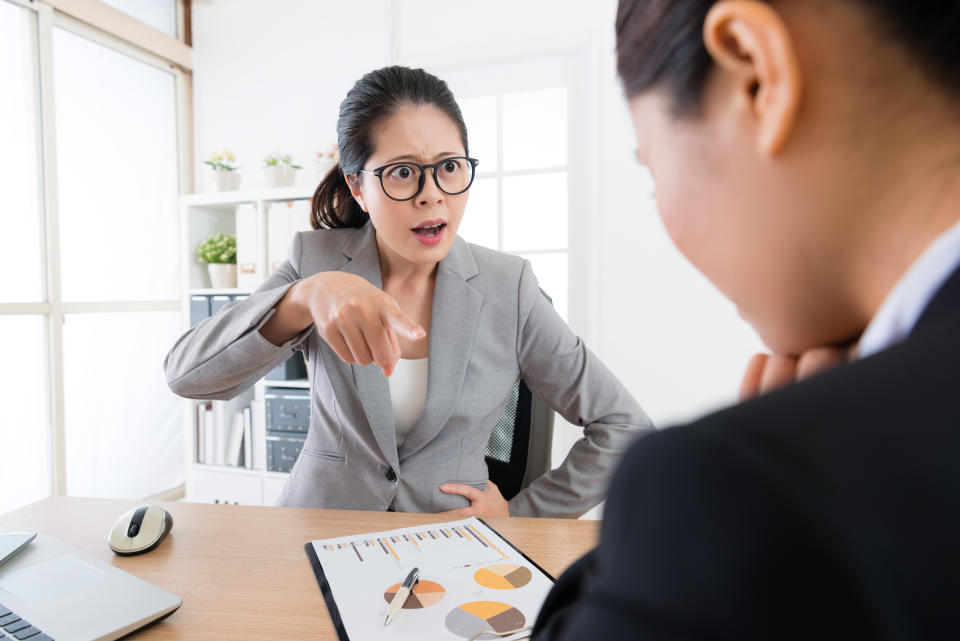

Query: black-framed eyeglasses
[358,156,479,202]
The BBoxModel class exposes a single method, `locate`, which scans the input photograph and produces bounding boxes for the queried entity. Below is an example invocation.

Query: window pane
[502,87,567,171]
[53,27,180,302]
[519,252,568,322]
[458,177,498,249]
[459,95,497,172]
[98,0,177,37]
[0,2,44,303]
[63,311,183,499]
[502,172,567,251]
[0,316,49,513]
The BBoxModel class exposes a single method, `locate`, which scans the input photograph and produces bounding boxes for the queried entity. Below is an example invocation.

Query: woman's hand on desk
[290,272,426,377]
[436,481,510,517]
[739,346,852,401]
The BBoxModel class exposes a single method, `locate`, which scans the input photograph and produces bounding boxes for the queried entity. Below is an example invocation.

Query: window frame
[0,0,193,501]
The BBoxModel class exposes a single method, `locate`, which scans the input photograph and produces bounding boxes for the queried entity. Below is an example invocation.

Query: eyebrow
[383,151,462,164]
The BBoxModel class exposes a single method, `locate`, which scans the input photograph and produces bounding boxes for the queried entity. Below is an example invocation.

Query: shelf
[263,378,309,388]
[189,288,253,297]
[191,462,265,477]
[180,184,316,209]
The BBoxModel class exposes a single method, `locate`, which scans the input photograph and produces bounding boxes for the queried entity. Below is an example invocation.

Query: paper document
[305,517,554,641]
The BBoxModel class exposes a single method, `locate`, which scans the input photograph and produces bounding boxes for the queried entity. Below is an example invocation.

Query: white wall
[191,0,390,191]
[191,0,764,430]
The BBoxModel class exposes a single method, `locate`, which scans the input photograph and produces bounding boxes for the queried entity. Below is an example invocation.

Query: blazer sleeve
[508,259,655,518]
[164,231,314,400]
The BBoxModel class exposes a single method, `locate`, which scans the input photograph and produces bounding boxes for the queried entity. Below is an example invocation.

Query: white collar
[858,216,960,359]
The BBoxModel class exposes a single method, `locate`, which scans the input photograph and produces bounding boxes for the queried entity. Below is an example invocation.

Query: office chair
[485,379,556,501]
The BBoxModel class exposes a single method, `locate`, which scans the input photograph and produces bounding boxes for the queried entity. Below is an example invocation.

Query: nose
[416,170,444,207]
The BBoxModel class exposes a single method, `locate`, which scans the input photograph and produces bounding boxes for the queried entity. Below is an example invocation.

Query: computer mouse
[107,505,173,556]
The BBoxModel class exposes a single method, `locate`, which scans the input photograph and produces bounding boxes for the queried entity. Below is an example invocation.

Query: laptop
[0,533,181,641]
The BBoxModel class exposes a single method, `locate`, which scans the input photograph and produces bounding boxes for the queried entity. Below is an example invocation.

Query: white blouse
[387,357,429,448]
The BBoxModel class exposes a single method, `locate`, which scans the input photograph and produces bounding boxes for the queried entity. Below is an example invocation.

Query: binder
[242,406,253,470]
[268,199,312,273]
[288,199,312,235]
[267,201,291,274]
[189,295,210,328]
[209,295,232,315]
[225,411,245,467]
[251,399,267,471]
[203,403,215,465]
[236,203,259,290]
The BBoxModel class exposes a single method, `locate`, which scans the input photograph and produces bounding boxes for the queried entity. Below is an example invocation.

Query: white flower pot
[211,169,240,192]
[207,263,237,289]
[264,165,297,188]
[314,158,338,180]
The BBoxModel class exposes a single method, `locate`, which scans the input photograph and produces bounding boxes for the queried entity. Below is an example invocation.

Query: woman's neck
[375,235,438,289]
[847,114,960,332]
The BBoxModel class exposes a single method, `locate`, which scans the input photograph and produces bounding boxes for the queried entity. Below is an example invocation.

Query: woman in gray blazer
[165,66,653,518]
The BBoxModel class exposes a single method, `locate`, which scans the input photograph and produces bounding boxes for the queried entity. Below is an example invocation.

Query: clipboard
[304,517,555,641]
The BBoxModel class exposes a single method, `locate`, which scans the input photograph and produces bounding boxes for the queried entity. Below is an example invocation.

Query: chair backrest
[485,379,555,501]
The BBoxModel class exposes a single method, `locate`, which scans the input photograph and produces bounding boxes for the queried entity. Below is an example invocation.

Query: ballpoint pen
[384,566,420,626]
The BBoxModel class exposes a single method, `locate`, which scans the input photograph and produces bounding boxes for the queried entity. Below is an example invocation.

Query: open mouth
[412,222,446,237]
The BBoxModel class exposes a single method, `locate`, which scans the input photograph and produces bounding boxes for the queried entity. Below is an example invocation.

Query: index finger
[381,305,426,342]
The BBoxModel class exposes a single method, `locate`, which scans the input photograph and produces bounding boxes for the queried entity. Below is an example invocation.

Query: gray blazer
[165,223,654,517]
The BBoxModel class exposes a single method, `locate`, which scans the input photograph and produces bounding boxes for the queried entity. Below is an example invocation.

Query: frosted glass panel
[99,0,177,37]
[520,253,568,322]
[459,95,497,172]
[458,177,498,249]
[502,172,567,251]
[0,316,49,513]
[0,3,43,304]
[63,311,183,499]
[53,28,180,302]
[502,87,567,171]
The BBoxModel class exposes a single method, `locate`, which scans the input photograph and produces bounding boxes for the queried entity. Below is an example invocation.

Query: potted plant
[314,144,340,180]
[263,152,301,188]
[204,150,241,191]
[197,233,237,288]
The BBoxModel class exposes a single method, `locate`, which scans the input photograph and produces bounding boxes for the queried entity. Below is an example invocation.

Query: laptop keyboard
[0,604,54,641]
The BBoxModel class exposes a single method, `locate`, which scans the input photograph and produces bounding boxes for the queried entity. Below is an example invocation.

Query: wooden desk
[0,497,598,640]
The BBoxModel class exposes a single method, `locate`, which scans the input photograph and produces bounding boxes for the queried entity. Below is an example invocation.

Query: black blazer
[534,265,960,640]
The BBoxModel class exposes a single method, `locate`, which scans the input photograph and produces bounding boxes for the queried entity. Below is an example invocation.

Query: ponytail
[310,164,369,229]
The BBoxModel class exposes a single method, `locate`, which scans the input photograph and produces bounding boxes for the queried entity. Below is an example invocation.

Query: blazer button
[385,465,398,482]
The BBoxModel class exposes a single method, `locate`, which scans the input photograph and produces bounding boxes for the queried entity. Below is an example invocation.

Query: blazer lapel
[399,236,483,460]
[322,223,400,468]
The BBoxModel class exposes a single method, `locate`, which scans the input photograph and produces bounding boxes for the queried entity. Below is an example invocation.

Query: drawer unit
[266,435,306,473]
[265,387,310,473]
[265,387,310,434]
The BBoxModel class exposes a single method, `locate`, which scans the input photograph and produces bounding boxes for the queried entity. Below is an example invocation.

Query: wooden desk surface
[0,497,598,640]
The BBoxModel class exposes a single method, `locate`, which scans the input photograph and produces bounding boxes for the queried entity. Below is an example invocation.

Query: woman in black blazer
[534,0,960,638]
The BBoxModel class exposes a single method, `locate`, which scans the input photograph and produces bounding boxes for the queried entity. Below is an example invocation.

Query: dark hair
[615,0,960,116]
[311,66,469,229]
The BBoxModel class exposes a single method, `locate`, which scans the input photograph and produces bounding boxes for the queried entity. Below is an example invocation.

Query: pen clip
[402,566,420,590]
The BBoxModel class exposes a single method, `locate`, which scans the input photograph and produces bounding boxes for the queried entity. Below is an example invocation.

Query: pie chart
[382,579,446,609]
[473,564,532,590]
[444,601,526,640]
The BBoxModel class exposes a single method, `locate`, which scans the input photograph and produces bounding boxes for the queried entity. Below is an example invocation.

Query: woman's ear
[703,0,802,155]
[344,173,369,213]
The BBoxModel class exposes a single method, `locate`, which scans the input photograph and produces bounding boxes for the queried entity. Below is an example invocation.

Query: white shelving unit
[178,184,316,506]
